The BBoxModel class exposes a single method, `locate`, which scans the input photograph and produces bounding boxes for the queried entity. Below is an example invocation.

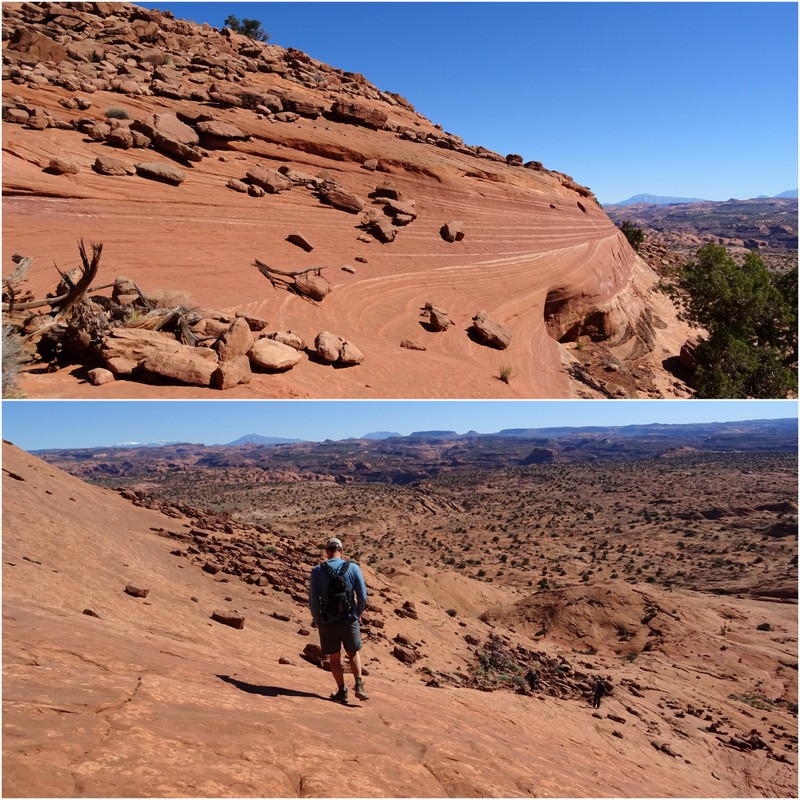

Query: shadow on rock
[217,674,326,701]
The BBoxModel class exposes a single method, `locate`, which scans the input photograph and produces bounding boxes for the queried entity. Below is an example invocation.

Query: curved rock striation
[2,2,679,398]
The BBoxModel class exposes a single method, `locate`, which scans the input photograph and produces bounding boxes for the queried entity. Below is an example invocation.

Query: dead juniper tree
[1,241,203,373]
[254,258,331,301]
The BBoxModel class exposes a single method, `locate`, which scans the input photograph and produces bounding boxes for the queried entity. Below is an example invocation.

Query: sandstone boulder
[679,338,699,370]
[267,331,306,351]
[226,178,248,193]
[140,348,219,387]
[106,128,134,149]
[195,119,247,146]
[102,328,184,374]
[135,162,186,186]
[424,303,453,332]
[314,332,364,366]
[211,610,244,629]
[87,368,115,386]
[214,317,254,362]
[441,220,466,242]
[318,181,365,214]
[211,355,252,390]
[286,232,314,252]
[470,311,511,349]
[294,272,331,302]
[246,167,292,193]
[7,29,67,63]
[330,99,388,129]
[248,338,304,371]
[47,158,79,175]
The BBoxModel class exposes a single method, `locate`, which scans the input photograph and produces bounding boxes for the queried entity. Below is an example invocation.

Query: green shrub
[619,220,645,252]
[105,107,130,120]
[672,245,796,398]
[224,15,270,41]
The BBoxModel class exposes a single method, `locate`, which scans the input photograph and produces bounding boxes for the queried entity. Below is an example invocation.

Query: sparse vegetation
[105,107,130,120]
[498,364,514,384]
[223,14,270,41]
[619,220,645,252]
[672,244,797,398]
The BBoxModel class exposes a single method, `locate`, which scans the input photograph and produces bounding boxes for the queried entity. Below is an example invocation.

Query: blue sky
[2,400,796,450]
[139,1,798,203]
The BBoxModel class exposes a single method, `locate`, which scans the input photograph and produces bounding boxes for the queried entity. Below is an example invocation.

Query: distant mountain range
[224,434,307,446]
[610,190,797,206]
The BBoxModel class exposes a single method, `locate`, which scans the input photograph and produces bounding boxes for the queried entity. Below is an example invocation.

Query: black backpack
[320,561,353,623]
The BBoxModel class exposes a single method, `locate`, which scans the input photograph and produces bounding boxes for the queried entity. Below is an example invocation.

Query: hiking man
[592,676,610,708]
[309,537,369,703]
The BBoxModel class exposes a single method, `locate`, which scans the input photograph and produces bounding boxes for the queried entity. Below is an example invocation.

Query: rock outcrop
[1,1,681,399]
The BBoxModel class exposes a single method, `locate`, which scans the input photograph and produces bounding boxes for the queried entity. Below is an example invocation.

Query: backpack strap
[338,560,351,578]
[322,561,336,578]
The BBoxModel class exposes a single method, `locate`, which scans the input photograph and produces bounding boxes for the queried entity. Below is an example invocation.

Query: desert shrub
[756,622,773,631]
[498,364,514,384]
[672,245,796,398]
[224,15,270,41]
[619,220,644,252]
[105,107,130,120]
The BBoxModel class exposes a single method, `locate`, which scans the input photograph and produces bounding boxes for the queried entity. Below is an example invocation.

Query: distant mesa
[359,431,403,440]
[407,430,461,440]
[611,193,706,206]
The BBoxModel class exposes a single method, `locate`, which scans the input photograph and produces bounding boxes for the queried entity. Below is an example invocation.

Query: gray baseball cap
[324,537,343,550]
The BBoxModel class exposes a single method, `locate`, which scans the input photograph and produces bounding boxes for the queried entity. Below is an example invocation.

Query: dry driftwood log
[254,258,331,301]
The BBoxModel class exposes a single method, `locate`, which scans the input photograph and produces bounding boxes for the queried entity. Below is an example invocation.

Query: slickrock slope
[3,441,797,797]
[1,2,693,398]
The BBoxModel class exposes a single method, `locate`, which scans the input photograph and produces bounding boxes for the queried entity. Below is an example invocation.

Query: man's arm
[308,566,321,625]
[352,563,367,617]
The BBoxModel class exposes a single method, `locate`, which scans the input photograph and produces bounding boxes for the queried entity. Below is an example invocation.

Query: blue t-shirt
[308,557,367,625]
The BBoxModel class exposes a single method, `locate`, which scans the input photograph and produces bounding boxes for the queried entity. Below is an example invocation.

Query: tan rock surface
[3,442,797,797]
[0,2,695,399]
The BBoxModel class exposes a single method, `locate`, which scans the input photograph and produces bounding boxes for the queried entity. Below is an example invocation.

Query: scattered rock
[246,166,292,193]
[286,232,314,252]
[214,317,254,362]
[441,220,465,242]
[124,584,149,598]
[470,311,511,349]
[135,161,186,186]
[211,355,252,390]
[248,338,304,371]
[401,339,427,351]
[94,156,135,176]
[423,303,453,331]
[87,367,115,386]
[393,644,418,664]
[140,347,219,387]
[679,337,698,369]
[318,181,365,214]
[211,610,245,629]
[267,331,306,351]
[314,331,364,366]
[46,157,79,175]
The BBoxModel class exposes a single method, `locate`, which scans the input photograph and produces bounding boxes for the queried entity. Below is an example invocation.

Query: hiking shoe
[354,679,370,701]
[330,686,348,703]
